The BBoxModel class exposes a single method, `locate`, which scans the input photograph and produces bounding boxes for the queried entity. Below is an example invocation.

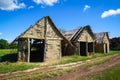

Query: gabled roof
[11,16,71,45]
[63,25,95,42]
[11,16,45,43]
[94,32,109,43]
[46,16,65,39]
[63,28,82,40]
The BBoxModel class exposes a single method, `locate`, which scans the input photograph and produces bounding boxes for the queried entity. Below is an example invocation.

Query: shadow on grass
[0,53,17,62]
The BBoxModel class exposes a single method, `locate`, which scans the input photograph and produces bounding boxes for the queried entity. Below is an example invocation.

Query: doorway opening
[30,39,45,62]
[105,44,108,53]
[80,42,87,56]
[88,42,93,55]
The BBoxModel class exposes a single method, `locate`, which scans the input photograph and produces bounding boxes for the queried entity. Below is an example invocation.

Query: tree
[110,37,120,50]
[0,39,9,49]
[9,42,17,49]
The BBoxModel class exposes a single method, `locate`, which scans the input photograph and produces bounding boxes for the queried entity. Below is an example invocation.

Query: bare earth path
[45,54,120,80]
[0,54,120,80]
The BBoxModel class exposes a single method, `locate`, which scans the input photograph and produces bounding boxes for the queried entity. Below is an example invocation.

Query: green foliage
[9,42,17,49]
[0,39,9,49]
[0,39,17,49]
[110,37,120,50]
[77,64,120,80]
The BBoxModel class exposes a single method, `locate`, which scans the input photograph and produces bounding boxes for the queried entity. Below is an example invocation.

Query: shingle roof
[62,28,83,40]
[63,25,94,41]
[11,16,71,45]
[94,32,108,43]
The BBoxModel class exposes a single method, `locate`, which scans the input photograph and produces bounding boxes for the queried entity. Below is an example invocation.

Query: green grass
[0,49,41,74]
[4,55,115,80]
[51,50,120,66]
[0,49,120,74]
[84,58,111,67]
[0,49,17,62]
[5,68,70,80]
[0,62,40,74]
[77,64,120,80]
[0,49,16,56]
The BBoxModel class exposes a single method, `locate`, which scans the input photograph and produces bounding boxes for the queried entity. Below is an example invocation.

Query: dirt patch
[0,54,120,80]
[45,55,120,80]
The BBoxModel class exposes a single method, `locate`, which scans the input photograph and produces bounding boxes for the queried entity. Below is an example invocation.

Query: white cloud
[28,6,34,9]
[33,0,58,6]
[0,32,2,35]
[83,5,91,12]
[0,0,26,11]
[101,9,120,18]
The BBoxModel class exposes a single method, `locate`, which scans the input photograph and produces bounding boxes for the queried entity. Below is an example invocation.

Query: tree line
[110,37,120,50]
[0,39,17,49]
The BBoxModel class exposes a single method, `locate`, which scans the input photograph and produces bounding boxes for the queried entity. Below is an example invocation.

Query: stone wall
[78,30,94,42]
[45,39,61,61]
[20,18,45,39]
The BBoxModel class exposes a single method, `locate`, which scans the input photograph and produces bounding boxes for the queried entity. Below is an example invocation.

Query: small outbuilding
[63,25,95,56]
[94,32,110,53]
[12,16,69,62]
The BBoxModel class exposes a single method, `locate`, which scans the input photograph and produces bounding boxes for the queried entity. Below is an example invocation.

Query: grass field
[77,64,120,80]
[0,49,120,74]
[0,49,17,62]
[0,49,41,74]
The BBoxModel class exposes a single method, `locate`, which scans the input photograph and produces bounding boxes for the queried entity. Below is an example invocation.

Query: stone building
[11,16,110,62]
[12,16,69,62]
[63,25,95,56]
[94,32,110,53]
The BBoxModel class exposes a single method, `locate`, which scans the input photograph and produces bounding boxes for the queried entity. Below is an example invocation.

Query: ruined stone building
[94,32,110,53]
[63,25,95,56]
[12,16,110,62]
[12,16,69,62]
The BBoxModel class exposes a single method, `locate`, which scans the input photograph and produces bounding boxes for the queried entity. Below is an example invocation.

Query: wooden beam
[79,42,80,56]
[59,41,62,59]
[93,42,95,53]
[27,38,30,62]
[43,17,47,62]
[86,42,88,56]
[18,39,21,61]
[86,36,88,56]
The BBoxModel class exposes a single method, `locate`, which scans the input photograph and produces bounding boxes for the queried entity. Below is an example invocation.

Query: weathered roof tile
[94,32,108,43]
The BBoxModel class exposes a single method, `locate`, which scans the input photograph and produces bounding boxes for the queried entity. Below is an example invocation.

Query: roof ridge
[69,27,82,40]
[71,27,83,41]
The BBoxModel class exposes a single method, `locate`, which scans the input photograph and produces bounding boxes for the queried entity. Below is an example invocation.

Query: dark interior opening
[105,44,108,53]
[88,42,93,52]
[80,42,87,56]
[30,39,45,62]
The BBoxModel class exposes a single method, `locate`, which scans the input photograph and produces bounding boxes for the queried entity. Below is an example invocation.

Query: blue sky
[0,0,120,42]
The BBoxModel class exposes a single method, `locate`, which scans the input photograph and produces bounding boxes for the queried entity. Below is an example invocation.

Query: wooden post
[93,41,95,53]
[78,42,80,56]
[108,43,110,53]
[103,43,105,53]
[86,42,88,56]
[43,17,47,62]
[60,41,62,59]
[86,36,88,56]
[27,38,30,62]
[18,39,21,61]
